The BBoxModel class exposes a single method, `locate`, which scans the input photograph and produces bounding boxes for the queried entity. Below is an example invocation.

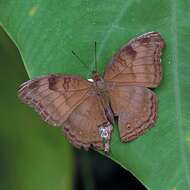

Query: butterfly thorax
[92,71,106,93]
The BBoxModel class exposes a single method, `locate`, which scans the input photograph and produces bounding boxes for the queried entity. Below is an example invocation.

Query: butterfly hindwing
[108,85,157,142]
[63,93,109,150]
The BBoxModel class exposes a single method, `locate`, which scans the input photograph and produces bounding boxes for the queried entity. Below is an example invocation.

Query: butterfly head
[92,70,101,81]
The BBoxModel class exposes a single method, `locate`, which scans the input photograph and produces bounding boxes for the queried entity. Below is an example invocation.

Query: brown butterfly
[18,32,164,153]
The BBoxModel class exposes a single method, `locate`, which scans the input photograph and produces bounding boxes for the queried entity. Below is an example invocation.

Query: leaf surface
[1,1,190,189]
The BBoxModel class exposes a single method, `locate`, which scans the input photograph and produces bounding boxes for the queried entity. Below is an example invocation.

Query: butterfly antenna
[94,41,97,72]
[71,50,90,71]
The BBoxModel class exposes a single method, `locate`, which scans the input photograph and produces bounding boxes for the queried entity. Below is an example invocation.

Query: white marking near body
[99,123,112,139]
[88,78,94,82]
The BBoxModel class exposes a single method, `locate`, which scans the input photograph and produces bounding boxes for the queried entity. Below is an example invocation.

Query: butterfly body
[18,32,164,153]
[92,72,115,124]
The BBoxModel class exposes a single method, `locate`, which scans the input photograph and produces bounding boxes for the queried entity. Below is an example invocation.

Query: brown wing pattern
[63,94,108,150]
[104,32,164,87]
[18,74,91,126]
[108,85,156,142]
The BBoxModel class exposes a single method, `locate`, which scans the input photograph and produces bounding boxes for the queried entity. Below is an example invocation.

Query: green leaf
[1,0,190,189]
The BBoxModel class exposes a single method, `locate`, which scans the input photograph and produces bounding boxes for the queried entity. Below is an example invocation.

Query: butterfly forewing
[18,74,92,126]
[104,32,164,87]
